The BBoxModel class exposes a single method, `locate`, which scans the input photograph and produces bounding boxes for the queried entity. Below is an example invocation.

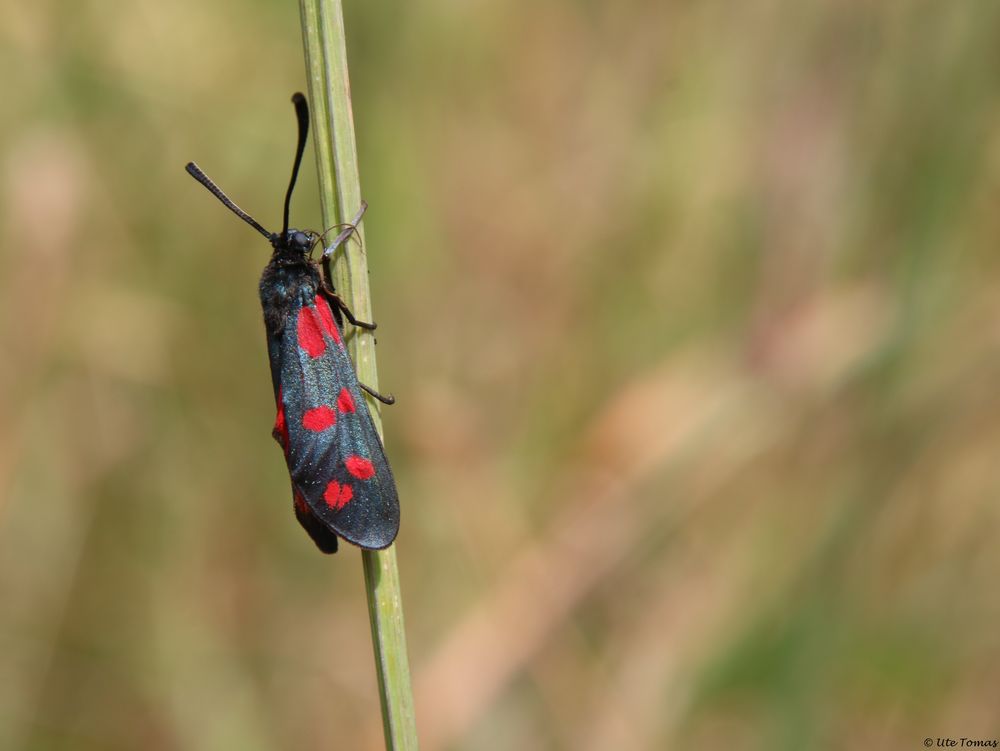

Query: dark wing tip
[336,502,400,551]
[355,527,399,551]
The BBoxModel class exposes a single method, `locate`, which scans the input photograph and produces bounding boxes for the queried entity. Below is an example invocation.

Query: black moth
[185,92,399,553]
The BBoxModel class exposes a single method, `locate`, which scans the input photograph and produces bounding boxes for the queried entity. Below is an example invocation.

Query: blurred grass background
[2,0,1000,749]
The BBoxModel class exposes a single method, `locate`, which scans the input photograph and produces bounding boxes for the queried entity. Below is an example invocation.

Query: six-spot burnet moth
[185,92,400,553]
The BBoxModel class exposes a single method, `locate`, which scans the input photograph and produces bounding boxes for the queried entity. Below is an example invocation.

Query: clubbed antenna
[185,162,272,239]
[282,92,310,239]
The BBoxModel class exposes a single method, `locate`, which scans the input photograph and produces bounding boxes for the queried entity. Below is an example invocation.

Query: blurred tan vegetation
[2,0,1000,749]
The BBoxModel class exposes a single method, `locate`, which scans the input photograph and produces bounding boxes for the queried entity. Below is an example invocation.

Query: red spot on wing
[337,387,356,413]
[345,455,375,480]
[302,406,337,432]
[296,306,326,358]
[324,480,354,510]
[273,389,290,452]
[293,490,309,515]
[314,295,342,343]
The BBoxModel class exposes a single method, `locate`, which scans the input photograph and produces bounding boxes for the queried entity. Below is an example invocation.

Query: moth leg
[337,299,378,330]
[319,287,378,330]
[360,382,396,405]
[317,201,377,330]
[321,201,368,262]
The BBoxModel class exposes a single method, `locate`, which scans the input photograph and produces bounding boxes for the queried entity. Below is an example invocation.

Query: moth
[185,93,399,553]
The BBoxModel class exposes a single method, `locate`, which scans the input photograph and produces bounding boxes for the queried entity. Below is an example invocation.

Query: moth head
[273,228,317,257]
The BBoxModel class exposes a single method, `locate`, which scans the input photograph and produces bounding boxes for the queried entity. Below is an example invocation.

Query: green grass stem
[296,2,419,749]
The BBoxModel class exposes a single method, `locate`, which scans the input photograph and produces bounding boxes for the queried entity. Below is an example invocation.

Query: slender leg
[322,255,335,293]
[317,200,390,405]
[317,201,376,329]
[360,382,396,405]
[321,203,365,287]
[335,297,378,330]
[321,201,368,261]
[319,287,378,330]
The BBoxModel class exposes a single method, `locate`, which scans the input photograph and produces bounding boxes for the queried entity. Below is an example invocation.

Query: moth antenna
[185,162,272,240]
[282,92,310,239]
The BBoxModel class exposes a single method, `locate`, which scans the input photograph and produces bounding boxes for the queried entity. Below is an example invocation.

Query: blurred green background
[2,0,999,749]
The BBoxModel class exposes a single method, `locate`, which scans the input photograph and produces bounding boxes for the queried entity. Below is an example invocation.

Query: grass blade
[297,2,419,748]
